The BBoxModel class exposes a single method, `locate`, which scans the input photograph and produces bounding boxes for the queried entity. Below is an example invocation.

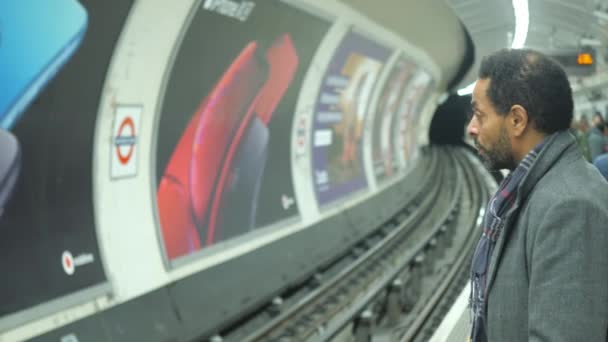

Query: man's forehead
[472,79,490,105]
[471,88,482,107]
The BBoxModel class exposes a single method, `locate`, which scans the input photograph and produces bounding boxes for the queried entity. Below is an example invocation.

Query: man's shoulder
[588,127,601,136]
[527,156,608,210]
[516,158,608,245]
[589,132,603,142]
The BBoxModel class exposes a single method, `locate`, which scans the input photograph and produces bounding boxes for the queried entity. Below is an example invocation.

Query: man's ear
[508,104,528,137]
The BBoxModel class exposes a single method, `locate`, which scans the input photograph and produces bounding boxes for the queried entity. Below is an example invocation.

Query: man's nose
[467,118,479,138]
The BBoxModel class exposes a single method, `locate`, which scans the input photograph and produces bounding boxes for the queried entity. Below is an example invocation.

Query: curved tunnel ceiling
[447,0,608,90]
[343,0,472,92]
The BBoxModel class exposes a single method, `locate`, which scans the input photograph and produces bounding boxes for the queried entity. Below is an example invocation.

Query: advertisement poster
[0,0,133,319]
[395,69,433,166]
[155,0,330,261]
[407,73,434,161]
[311,30,391,207]
[371,57,415,183]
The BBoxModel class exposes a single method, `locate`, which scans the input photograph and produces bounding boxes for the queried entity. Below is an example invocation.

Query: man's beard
[475,126,515,171]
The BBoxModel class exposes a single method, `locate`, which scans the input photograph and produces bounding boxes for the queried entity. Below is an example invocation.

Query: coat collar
[484,130,579,294]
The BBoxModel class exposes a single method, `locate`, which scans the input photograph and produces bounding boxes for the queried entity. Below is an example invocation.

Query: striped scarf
[469,137,550,342]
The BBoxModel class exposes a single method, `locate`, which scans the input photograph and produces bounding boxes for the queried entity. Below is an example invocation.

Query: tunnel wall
[0,1,470,340]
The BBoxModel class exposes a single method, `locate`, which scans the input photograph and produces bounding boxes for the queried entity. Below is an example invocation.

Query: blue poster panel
[311,30,392,206]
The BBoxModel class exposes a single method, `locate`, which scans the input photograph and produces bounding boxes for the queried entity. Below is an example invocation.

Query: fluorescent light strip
[593,10,608,22]
[457,0,529,95]
[457,82,476,96]
[511,0,529,48]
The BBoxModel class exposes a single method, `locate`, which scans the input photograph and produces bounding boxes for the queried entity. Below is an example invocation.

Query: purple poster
[311,30,391,206]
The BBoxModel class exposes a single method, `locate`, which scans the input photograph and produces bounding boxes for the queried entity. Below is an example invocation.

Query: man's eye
[474,112,483,123]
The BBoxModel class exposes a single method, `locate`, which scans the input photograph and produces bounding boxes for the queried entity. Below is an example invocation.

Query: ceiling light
[457,82,476,96]
[457,0,529,95]
[511,0,529,49]
[581,38,602,46]
[593,10,608,22]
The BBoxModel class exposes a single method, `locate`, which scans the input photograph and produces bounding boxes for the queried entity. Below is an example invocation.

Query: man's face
[593,115,604,127]
[467,78,515,171]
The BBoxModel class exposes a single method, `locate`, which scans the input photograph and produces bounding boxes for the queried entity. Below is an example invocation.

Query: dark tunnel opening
[429,93,504,184]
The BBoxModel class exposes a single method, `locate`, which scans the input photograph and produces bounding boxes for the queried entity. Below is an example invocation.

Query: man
[594,153,608,181]
[571,116,592,161]
[593,124,608,181]
[589,113,607,161]
[466,48,608,341]
[592,111,605,126]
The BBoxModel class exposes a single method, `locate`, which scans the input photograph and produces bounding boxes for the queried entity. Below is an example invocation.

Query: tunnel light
[510,0,529,49]
[581,38,602,47]
[457,0,529,95]
[457,82,476,96]
[594,10,608,22]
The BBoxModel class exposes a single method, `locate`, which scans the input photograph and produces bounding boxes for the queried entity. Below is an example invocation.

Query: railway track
[206,146,494,342]
[398,147,490,342]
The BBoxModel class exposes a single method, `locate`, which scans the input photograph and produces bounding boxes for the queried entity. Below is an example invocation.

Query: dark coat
[588,126,607,161]
[485,130,608,341]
